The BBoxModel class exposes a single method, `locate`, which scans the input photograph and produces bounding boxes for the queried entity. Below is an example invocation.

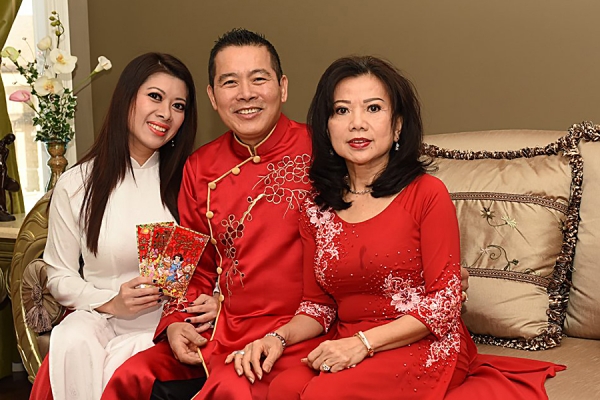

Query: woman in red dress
[230,56,564,399]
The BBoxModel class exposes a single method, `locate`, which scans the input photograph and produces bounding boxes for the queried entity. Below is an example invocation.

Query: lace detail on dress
[384,270,461,368]
[416,274,461,367]
[383,272,425,313]
[305,201,343,286]
[296,300,337,332]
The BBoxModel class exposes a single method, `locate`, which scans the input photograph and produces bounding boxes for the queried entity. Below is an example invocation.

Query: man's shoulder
[188,133,231,163]
[286,118,309,136]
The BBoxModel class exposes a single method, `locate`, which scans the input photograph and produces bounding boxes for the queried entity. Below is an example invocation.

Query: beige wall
[78,0,600,153]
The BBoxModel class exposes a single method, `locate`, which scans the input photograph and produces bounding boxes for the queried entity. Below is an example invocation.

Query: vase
[45,141,68,192]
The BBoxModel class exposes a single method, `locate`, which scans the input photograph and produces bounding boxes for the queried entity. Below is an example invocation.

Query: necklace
[348,187,373,195]
[344,175,372,195]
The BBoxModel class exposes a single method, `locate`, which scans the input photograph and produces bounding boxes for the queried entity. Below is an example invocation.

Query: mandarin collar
[131,151,160,169]
[230,113,290,158]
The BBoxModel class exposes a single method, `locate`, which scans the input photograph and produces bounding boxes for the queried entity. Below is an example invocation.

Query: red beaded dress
[267,174,564,400]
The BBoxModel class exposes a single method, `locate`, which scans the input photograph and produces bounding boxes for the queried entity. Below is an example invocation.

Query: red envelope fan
[158,225,209,298]
[142,223,175,283]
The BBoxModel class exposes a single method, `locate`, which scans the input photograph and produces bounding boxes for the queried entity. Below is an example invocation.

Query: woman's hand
[181,293,219,334]
[167,322,207,365]
[96,276,161,317]
[225,335,285,383]
[303,337,368,373]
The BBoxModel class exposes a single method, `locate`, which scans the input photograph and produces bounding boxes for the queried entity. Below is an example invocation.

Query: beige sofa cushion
[424,128,584,349]
[565,138,600,338]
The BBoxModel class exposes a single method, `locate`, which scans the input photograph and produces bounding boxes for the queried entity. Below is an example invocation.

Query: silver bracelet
[265,332,287,349]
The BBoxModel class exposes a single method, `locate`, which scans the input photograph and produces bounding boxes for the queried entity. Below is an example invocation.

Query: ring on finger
[321,363,331,372]
[233,350,245,356]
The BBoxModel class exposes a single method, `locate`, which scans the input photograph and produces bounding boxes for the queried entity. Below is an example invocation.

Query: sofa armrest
[0,268,6,303]
[9,191,52,382]
[22,259,65,334]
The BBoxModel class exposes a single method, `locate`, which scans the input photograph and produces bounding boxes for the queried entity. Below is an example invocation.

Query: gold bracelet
[354,331,374,357]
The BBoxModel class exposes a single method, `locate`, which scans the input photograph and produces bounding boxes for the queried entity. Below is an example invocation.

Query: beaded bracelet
[265,332,287,349]
[354,331,374,357]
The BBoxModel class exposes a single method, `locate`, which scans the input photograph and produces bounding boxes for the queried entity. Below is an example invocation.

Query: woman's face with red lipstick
[328,74,401,172]
[128,72,187,165]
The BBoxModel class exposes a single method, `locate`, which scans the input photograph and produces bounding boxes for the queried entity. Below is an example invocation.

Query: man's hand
[182,293,219,333]
[96,276,161,317]
[166,322,208,365]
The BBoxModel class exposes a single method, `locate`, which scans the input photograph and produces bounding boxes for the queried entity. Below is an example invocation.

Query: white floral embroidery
[296,301,337,332]
[415,274,462,367]
[426,331,461,368]
[305,202,343,284]
[384,271,462,368]
[383,273,425,313]
[255,154,311,216]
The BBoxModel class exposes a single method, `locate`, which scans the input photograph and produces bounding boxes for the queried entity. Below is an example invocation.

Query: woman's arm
[45,170,118,311]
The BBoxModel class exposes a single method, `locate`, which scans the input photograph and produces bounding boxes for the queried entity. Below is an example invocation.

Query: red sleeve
[407,178,462,340]
[154,156,218,340]
[294,203,337,332]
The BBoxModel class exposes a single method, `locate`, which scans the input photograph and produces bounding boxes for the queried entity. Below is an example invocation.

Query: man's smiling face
[207,45,288,146]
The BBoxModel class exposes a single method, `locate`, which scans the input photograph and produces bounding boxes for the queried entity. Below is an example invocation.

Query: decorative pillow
[422,125,590,350]
[21,258,65,334]
[564,126,600,339]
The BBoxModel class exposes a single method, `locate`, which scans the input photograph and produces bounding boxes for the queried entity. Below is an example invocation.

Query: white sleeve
[44,171,117,311]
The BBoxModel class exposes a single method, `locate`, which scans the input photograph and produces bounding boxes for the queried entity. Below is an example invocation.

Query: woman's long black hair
[77,52,197,254]
[307,55,428,210]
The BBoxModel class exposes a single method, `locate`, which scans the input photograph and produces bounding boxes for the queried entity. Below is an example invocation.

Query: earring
[171,139,175,148]
[394,141,399,151]
[329,148,334,156]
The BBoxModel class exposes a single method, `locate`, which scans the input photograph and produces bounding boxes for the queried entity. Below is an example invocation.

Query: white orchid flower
[93,56,112,73]
[34,76,64,96]
[37,36,53,51]
[49,48,77,74]
[1,46,20,62]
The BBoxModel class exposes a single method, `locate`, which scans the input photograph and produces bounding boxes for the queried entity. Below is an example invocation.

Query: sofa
[9,124,600,398]
[424,124,600,399]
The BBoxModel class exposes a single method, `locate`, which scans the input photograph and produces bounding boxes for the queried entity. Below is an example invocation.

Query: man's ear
[207,85,218,111]
[279,75,289,103]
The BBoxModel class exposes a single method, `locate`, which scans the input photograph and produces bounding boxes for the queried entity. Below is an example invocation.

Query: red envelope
[155,226,209,298]
[137,222,174,281]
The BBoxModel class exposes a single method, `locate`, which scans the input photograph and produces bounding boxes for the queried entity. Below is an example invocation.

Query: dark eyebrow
[147,86,186,103]
[333,100,351,105]
[217,72,238,84]
[250,68,273,77]
[363,97,385,103]
[147,86,166,94]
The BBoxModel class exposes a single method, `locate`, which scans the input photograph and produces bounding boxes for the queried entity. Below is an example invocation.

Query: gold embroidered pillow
[423,127,586,350]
